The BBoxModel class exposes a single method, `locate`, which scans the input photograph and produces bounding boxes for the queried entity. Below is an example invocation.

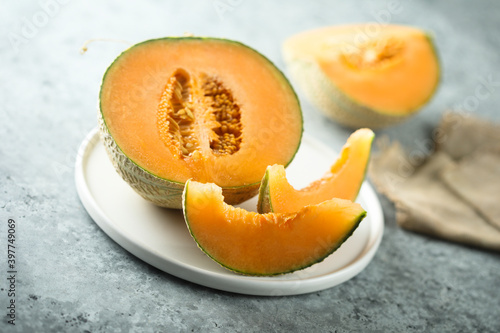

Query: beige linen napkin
[369,112,500,250]
[440,151,500,231]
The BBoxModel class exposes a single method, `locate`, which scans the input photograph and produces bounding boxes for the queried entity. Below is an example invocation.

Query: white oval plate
[75,128,383,296]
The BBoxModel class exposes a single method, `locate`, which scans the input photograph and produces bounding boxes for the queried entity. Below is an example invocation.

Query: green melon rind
[282,34,440,129]
[257,131,375,214]
[98,36,303,208]
[183,179,367,276]
[256,167,273,214]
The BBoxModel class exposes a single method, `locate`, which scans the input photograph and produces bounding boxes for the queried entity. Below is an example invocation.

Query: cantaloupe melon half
[183,180,366,276]
[283,24,440,128]
[258,128,374,213]
[99,37,302,208]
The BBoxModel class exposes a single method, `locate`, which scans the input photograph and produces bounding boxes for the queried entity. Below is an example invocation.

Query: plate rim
[75,127,384,296]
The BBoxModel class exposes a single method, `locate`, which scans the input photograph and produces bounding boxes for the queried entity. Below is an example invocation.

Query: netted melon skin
[283,57,410,129]
[98,113,259,209]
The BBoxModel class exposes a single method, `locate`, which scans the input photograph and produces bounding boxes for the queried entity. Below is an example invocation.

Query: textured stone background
[1,0,499,332]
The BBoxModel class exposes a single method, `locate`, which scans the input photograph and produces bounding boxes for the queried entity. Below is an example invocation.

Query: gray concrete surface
[1,0,499,332]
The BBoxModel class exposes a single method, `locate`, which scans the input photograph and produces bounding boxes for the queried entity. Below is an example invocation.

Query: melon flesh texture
[258,128,374,213]
[99,37,302,208]
[283,24,439,128]
[183,180,366,276]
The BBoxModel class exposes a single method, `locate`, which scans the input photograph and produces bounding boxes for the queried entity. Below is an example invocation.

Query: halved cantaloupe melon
[99,37,303,208]
[182,180,366,276]
[258,128,374,213]
[283,24,440,128]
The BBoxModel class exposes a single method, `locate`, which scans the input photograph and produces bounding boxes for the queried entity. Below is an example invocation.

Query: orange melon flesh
[284,24,439,115]
[100,37,302,188]
[183,180,366,276]
[258,128,374,213]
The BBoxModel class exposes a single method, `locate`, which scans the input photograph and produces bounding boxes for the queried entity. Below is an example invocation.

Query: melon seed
[185,108,194,120]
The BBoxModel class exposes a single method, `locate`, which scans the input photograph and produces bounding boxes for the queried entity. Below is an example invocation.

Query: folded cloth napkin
[369,112,500,251]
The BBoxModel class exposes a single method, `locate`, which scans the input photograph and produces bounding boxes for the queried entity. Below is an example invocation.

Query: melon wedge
[183,180,366,276]
[99,37,303,208]
[258,128,374,213]
[283,24,440,128]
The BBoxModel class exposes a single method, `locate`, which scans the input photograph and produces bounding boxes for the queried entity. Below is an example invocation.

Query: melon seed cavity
[341,37,405,70]
[157,69,243,158]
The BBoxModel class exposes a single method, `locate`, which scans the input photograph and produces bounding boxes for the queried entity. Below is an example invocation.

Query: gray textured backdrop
[1,0,499,332]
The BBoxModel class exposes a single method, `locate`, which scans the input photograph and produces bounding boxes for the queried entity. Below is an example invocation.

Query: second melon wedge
[258,128,374,213]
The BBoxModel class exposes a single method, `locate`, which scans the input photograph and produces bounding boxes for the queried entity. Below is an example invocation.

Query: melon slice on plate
[99,37,303,208]
[258,128,374,213]
[283,24,440,128]
[182,180,366,276]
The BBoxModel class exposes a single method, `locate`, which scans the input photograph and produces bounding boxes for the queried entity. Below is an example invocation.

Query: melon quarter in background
[283,24,440,129]
[99,37,303,208]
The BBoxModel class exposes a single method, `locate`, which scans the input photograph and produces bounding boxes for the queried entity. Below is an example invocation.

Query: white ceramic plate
[75,128,383,296]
